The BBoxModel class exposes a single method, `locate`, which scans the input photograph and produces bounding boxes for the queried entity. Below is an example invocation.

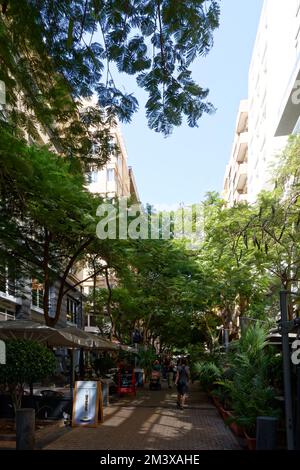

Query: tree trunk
[10,383,24,415]
[42,231,51,325]
[104,267,115,339]
[48,238,93,327]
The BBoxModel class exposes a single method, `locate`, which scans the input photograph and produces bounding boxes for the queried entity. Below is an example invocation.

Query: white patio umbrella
[0,320,120,350]
[0,320,92,348]
[61,325,119,351]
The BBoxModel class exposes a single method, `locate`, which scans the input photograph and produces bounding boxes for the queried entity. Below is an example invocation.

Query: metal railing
[0,312,15,321]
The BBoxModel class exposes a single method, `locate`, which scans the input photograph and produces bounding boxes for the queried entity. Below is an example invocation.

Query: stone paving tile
[44,383,240,451]
[0,420,68,450]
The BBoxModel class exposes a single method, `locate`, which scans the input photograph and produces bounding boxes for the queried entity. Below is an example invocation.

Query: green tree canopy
[0,0,220,143]
[0,339,56,410]
[0,127,110,326]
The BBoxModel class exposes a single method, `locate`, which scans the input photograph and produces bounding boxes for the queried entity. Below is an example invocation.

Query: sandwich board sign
[72,381,103,427]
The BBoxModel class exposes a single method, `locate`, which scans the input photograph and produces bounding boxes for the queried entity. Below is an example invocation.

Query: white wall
[247,0,300,202]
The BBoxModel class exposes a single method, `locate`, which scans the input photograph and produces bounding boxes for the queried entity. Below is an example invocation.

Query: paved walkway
[44,382,240,450]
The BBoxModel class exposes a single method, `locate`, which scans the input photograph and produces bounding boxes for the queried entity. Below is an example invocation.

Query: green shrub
[0,339,56,412]
[93,355,116,376]
[193,361,222,391]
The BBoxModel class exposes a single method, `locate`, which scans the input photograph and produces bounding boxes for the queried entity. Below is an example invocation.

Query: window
[88,170,99,183]
[87,164,99,184]
[107,168,114,182]
[85,314,97,327]
[117,154,122,177]
[0,269,6,293]
[32,279,44,309]
[67,296,78,324]
[0,265,16,297]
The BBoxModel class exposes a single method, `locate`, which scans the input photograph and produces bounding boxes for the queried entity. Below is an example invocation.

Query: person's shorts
[177,382,188,395]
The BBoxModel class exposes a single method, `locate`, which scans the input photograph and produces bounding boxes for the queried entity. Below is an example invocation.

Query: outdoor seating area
[0,320,138,430]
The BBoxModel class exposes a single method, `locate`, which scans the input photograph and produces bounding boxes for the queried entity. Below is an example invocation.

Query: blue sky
[120,0,263,207]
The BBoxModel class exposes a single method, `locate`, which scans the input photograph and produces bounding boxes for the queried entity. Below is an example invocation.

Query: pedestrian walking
[175,358,190,409]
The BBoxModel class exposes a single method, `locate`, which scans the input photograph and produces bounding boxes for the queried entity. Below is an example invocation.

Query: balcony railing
[234,132,248,163]
[0,312,15,321]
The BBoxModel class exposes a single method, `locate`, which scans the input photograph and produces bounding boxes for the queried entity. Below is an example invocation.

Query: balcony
[0,311,15,321]
[234,132,248,163]
[85,325,100,334]
[235,163,248,192]
[236,100,248,134]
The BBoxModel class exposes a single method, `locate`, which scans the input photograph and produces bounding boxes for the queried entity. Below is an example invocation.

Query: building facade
[83,123,140,334]
[87,124,139,203]
[223,100,249,205]
[0,120,86,328]
[223,0,300,205]
[1,87,139,330]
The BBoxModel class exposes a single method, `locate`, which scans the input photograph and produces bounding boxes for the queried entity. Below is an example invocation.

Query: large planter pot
[244,431,256,450]
[211,395,221,409]
[220,406,231,421]
[227,412,245,437]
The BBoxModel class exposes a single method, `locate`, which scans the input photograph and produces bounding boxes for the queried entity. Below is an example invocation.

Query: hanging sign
[72,381,103,427]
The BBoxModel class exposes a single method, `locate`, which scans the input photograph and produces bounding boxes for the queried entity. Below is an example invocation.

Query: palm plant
[193,361,223,392]
[217,325,281,436]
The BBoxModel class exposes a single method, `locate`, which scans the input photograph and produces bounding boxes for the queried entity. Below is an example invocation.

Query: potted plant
[211,387,232,420]
[217,325,281,448]
[226,412,245,438]
[193,360,222,393]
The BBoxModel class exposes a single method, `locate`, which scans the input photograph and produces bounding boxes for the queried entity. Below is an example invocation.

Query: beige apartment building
[87,124,139,203]
[0,90,139,334]
[83,123,140,334]
[0,112,86,329]
[223,0,300,205]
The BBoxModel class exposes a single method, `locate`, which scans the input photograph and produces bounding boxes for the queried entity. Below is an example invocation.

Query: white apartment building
[223,100,249,205]
[223,0,300,205]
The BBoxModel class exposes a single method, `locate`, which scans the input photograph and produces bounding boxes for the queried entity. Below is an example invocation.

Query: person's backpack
[178,365,189,385]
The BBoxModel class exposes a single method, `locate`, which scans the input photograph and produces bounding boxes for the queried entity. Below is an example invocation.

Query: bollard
[16,408,35,450]
[256,416,278,450]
